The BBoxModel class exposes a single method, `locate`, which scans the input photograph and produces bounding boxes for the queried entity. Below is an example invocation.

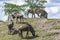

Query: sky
[0,0,60,21]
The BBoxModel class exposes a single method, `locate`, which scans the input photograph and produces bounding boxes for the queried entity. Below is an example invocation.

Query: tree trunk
[8,15,9,21]
[8,14,11,21]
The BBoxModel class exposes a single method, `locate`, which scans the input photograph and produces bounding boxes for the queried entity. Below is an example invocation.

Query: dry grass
[0,18,56,40]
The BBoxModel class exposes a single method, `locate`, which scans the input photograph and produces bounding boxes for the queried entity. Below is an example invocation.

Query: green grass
[53,26,60,29]
[0,18,55,40]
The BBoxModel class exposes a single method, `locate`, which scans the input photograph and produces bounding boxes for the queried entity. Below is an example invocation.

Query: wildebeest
[27,9,35,18]
[11,13,24,23]
[18,23,35,38]
[27,8,48,18]
[39,9,48,18]
[8,20,14,34]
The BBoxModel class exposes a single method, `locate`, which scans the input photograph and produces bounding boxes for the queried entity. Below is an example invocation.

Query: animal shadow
[22,35,39,39]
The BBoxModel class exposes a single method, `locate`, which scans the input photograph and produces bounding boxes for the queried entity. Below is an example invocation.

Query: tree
[24,0,47,9]
[4,2,24,21]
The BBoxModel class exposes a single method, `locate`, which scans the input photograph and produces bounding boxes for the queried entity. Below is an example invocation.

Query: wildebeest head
[30,26,35,36]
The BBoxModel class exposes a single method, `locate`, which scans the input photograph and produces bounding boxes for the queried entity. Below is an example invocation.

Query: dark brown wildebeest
[11,13,24,23]
[8,20,14,34]
[17,23,36,38]
[27,8,48,18]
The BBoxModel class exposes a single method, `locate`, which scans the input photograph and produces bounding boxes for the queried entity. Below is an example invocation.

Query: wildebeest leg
[8,27,12,34]
[32,14,33,18]
[27,13,29,18]
[21,30,23,38]
[20,18,21,23]
[26,31,29,38]
[34,14,35,18]
[37,14,39,16]
[22,17,24,22]
[19,30,21,36]
[40,14,42,18]
[19,30,23,38]
[8,30,12,35]
[16,18,18,23]
[45,14,47,18]
[21,17,23,23]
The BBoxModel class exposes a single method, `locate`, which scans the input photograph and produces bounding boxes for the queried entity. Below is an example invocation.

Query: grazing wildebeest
[8,20,14,34]
[18,23,35,38]
[11,13,24,23]
[27,8,48,18]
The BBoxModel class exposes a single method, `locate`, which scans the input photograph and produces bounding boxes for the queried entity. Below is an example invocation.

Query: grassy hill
[0,18,60,40]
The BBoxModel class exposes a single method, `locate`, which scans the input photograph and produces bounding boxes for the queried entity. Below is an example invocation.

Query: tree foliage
[4,2,23,15]
[24,0,47,9]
